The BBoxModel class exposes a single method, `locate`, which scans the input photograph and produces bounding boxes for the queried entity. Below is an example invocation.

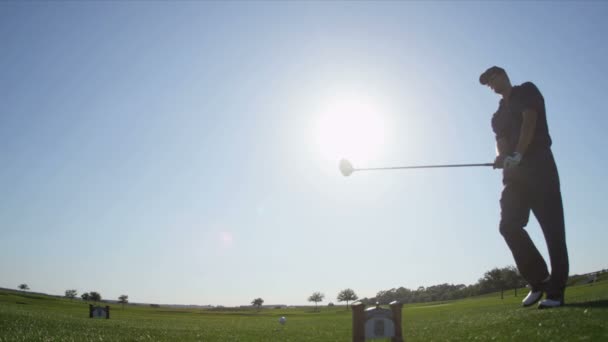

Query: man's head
[479,66,511,94]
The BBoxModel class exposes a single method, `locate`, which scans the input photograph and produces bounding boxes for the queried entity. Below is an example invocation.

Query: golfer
[480,66,569,309]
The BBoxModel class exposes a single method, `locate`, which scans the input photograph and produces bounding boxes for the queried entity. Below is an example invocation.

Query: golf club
[339,158,493,177]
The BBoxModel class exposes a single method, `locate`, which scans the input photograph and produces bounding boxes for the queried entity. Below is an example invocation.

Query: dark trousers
[499,149,569,297]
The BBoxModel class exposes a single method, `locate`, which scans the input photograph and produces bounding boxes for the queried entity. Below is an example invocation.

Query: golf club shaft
[355,162,494,172]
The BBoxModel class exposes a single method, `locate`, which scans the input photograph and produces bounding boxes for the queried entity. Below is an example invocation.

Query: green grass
[1,281,607,341]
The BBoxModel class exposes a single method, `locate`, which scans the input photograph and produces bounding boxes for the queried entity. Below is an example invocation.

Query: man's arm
[503,108,537,169]
[515,108,537,156]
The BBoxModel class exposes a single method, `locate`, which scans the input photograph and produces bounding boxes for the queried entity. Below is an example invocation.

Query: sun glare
[315,93,389,165]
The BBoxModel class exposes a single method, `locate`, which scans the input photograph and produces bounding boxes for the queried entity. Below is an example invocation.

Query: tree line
[15,285,129,308]
[24,265,605,309]
[251,288,359,312]
[247,267,524,311]
[365,266,525,305]
[250,267,522,310]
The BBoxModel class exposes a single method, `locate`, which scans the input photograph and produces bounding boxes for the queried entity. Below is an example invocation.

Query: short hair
[479,66,506,85]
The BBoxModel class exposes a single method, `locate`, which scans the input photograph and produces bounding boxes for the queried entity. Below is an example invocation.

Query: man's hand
[503,152,522,169]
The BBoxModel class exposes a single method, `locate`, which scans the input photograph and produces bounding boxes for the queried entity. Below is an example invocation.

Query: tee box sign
[352,302,403,342]
[89,304,110,319]
[365,306,394,339]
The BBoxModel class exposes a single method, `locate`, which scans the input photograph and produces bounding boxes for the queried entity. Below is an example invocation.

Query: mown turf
[1,281,607,341]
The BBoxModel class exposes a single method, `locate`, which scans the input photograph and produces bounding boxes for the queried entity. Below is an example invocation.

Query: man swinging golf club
[480,66,569,309]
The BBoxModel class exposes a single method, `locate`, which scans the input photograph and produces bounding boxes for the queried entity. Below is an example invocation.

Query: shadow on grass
[567,300,608,308]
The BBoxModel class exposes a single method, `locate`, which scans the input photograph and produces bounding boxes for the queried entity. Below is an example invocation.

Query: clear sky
[1,1,607,307]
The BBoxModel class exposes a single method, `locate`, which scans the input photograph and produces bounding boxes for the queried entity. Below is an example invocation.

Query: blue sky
[1,1,607,306]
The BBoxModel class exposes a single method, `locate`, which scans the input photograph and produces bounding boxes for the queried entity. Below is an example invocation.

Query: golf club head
[339,159,354,177]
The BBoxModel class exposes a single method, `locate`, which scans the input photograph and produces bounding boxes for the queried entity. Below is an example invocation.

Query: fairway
[1,281,607,341]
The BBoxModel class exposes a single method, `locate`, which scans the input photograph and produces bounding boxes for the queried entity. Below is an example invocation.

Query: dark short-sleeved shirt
[491,82,552,156]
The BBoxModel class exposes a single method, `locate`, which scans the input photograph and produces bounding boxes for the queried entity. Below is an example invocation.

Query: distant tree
[65,289,78,300]
[18,284,29,292]
[118,295,129,309]
[501,266,525,297]
[89,291,101,302]
[251,298,264,311]
[328,302,335,307]
[81,292,90,301]
[482,268,507,299]
[337,288,358,309]
[308,292,325,311]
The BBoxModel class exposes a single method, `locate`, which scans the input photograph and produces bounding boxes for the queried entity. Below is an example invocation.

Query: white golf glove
[503,152,522,169]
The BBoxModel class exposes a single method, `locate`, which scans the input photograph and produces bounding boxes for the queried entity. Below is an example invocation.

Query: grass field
[1,281,607,341]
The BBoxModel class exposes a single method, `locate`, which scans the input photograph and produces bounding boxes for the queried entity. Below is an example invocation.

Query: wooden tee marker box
[352,301,403,342]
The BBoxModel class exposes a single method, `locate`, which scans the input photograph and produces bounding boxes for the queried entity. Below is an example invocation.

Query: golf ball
[279,316,286,325]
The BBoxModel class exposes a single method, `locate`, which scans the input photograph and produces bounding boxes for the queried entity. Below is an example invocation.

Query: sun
[315,93,389,165]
